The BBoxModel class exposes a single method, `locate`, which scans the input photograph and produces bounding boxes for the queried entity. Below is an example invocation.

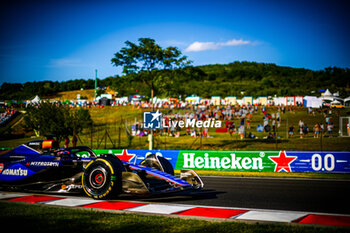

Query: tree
[111,38,191,150]
[111,38,191,104]
[24,102,92,143]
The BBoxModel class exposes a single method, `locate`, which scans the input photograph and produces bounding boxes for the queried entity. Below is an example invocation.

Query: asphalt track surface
[119,176,350,215]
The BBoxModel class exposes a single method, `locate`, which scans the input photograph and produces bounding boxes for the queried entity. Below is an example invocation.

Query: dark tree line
[1,61,349,100]
[0,79,97,100]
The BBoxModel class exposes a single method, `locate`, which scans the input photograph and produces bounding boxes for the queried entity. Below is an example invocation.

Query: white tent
[303,96,323,108]
[273,97,286,106]
[25,95,41,107]
[31,95,41,104]
[320,89,335,102]
[323,89,333,97]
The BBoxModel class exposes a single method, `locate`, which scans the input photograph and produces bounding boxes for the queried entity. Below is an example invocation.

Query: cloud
[185,42,219,52]
[221,39,250,46]
[185,39,251,52]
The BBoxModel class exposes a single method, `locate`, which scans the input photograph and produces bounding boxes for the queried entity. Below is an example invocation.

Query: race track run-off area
[1,176,350,228]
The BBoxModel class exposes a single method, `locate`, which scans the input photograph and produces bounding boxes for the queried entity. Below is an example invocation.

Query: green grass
[81,106,350,151]
[1,202,348,233]
[1,106,350,151]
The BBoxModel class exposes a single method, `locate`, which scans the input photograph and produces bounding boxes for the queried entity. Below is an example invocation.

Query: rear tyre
[82,158,123,199]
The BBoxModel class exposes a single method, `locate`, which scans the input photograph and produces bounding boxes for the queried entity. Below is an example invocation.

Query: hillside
[181,62,350,98]
[1,61,349,100]
[46,89,95,101]
[108,62,350,98]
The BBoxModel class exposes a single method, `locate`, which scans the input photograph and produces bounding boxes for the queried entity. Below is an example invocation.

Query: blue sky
[0,0,349,83]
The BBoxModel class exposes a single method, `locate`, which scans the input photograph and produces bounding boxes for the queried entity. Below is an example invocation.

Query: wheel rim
[88,166,107,189]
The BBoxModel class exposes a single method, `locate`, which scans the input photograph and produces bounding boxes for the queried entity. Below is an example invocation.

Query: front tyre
[82,158,122,199]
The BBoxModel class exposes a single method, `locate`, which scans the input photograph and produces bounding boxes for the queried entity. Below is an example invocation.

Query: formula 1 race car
[0,140,203,199]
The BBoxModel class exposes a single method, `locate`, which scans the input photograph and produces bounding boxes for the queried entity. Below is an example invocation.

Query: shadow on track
[115,189,224,203]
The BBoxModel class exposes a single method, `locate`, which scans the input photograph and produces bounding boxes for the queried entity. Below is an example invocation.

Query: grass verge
[1,202,348,233]
[2,106,350,151]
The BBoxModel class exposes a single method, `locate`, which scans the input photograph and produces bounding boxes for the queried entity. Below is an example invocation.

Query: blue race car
[0,140,203,199]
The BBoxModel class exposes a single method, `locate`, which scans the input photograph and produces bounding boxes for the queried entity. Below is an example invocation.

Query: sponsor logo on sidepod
[2,167,28,176]
[27,161,60,167]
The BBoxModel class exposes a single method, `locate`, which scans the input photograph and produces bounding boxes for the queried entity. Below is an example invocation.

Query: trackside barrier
[84,149,350,173]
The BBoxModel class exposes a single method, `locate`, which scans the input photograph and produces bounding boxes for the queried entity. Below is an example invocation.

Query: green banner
[175,150,279,171]
[78,149,350,173]
[93,149,123,155]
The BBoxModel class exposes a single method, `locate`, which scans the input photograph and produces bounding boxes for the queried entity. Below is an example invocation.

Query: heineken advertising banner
[87,149,350,173]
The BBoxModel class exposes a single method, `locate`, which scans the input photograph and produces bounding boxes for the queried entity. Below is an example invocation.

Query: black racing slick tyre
[82,158,123,199]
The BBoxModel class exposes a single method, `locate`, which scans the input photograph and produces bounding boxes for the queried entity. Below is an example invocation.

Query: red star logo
[269,150,297,172]
[115,149,135,162]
